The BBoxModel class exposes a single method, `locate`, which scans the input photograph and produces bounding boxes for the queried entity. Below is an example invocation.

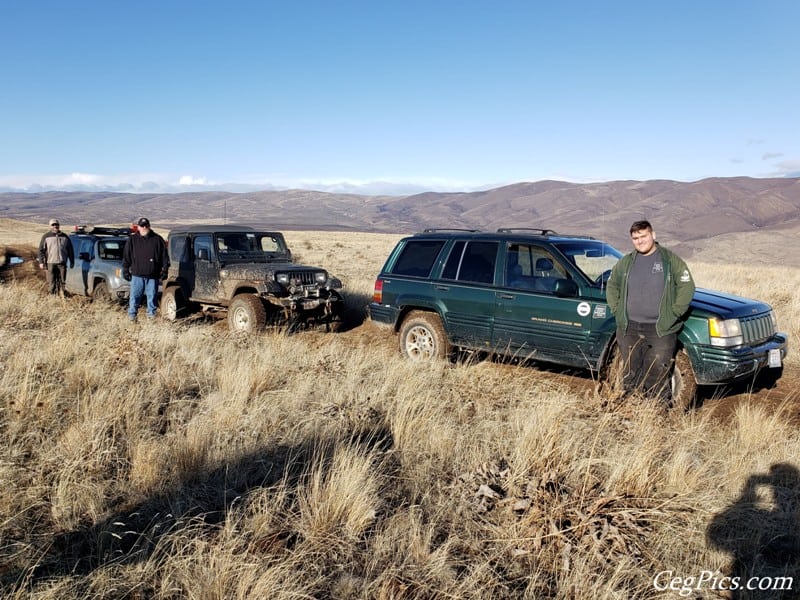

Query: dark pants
[617,321,677,403]
[46,263,67,295]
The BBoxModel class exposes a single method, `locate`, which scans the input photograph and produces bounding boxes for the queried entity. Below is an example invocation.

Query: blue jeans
[128,276,159,320]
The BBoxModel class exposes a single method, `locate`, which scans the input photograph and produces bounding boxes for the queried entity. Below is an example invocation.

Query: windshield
[552,241,622,284]
[215,232,290,261]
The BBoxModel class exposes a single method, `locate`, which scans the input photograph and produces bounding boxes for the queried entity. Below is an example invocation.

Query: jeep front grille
[285,271,316,285]
[740,314,774,345]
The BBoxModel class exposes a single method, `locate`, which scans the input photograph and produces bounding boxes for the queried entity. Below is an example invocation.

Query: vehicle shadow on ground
[706,463,800,599]
[337,290,372,332]
[1,425,394,595]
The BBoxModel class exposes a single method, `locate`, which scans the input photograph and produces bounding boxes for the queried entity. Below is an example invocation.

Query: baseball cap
[48,218,60,226]
[137,217,151,227]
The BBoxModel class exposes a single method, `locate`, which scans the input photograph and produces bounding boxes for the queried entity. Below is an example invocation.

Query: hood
[690,288,772,319]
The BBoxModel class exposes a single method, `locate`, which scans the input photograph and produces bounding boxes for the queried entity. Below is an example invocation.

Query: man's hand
[39,262,45,270]
[123,269,132,281]
[160,269,168,280]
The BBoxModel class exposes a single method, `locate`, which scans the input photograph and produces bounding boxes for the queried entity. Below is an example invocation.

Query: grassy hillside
[1,222,798,598]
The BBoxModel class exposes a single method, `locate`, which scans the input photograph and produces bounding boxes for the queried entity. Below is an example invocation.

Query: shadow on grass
[2,425,394,595]
[707,463,800,599]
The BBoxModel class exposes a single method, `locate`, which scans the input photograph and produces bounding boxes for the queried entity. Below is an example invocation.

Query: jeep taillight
[373,279,384,303]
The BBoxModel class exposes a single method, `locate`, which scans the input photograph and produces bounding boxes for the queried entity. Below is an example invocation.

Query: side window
[441,241,465,280]
[194,235,214,260]
[390,240,445,277]
[169,236,189,263]
[505,244,569,292]
[456,241,498,284]
[99,240,123,260]
[79,238,94,258]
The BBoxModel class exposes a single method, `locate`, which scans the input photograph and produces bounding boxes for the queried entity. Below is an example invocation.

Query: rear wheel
[228,295,267,333]
[671,350,698,410]
[399,311,451,362]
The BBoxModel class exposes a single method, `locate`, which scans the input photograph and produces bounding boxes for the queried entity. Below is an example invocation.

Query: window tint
[504,243,570,292]
[441,241,465,280]
[79,238,93,257]
[391,240,445,277]
[456,241,498,284]
[169,236,189,262]
[194,235,214,260]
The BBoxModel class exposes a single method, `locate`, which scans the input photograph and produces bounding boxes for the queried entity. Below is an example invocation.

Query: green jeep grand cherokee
[368,229,788,407]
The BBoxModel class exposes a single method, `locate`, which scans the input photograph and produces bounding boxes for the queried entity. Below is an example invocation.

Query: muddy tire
[92,281,111,304]
[399,311,451,362]
[228,294,267,333]
[162,286,186,321]
[671,350,698,410]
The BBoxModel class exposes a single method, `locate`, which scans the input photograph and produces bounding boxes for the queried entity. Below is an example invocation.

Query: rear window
[390,240,445,277]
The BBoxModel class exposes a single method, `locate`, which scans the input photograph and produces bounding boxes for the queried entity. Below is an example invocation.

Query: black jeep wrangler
[163,225,343,333]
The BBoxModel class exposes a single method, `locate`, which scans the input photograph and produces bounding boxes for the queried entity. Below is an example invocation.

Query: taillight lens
[373,279,384,303]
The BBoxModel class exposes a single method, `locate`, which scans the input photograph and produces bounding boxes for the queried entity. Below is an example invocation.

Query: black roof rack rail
[421,228,480,233]
[496,228,558,235]
[73,224,132,236]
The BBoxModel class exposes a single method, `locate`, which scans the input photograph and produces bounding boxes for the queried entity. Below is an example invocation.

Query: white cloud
[178,175,208,186]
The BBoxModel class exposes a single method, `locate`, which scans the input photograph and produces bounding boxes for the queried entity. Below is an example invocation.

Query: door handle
[498,293,515,299]
[434,284,450,291]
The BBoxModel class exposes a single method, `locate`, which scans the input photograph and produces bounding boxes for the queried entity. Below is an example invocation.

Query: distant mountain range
[3,176,800,257]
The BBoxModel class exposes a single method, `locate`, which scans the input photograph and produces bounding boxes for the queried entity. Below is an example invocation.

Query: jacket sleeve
[66,235,75,266]
[38,233,48,264]
[605,264,622,316]
[122,236,132,270]
[160,237,170,270]
[671,256,695,318]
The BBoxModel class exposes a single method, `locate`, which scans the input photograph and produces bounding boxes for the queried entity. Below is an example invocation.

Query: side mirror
[79,252,91,261]
[554,278,579,298]
[197,248,209,261]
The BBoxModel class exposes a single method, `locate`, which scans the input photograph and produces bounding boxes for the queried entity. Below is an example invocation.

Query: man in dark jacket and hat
[122,217,169,322]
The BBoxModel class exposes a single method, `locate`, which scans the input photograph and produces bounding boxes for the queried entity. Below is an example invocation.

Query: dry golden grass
[1,220,799,599]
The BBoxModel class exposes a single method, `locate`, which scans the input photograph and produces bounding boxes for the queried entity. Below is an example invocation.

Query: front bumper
[689,332,788,385]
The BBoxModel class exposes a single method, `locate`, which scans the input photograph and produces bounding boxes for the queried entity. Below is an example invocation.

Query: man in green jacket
[606,220,695,404]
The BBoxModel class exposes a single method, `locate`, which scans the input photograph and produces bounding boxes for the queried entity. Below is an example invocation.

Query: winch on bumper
[262,273,344,324]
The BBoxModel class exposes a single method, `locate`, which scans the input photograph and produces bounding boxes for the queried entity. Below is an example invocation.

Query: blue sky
[1,0,798,195]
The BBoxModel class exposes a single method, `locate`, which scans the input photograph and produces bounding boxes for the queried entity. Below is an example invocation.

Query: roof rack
[496,228,558,235]
[73,224,132,236]
[421,228,481,233]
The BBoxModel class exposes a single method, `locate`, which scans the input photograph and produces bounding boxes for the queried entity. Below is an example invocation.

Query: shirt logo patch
[652,262,663,273]
[680,270,691,282]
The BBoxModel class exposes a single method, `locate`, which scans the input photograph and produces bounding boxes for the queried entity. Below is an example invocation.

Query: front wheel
[671,350,698,410]
[399,311,451,362]
[228,295,267,333]
[92,281,111,304]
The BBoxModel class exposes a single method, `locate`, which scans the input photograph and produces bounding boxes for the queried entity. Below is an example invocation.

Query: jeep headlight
[276,273,290,285]
[708,317,743,347]
[315,271,327,284]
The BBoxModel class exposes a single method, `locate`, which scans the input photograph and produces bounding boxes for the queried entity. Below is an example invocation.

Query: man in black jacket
[38,218,75,295]
[122,217,169,322]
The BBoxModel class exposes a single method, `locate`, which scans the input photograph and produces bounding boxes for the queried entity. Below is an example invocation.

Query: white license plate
[768,348,782,368]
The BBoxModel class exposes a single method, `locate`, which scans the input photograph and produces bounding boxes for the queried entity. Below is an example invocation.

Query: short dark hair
[630,220,652,235]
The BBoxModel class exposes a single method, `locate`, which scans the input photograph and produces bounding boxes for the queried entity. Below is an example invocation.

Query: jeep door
[436,240,499,349]
[191,234,221,301]
[493,243,597,368]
